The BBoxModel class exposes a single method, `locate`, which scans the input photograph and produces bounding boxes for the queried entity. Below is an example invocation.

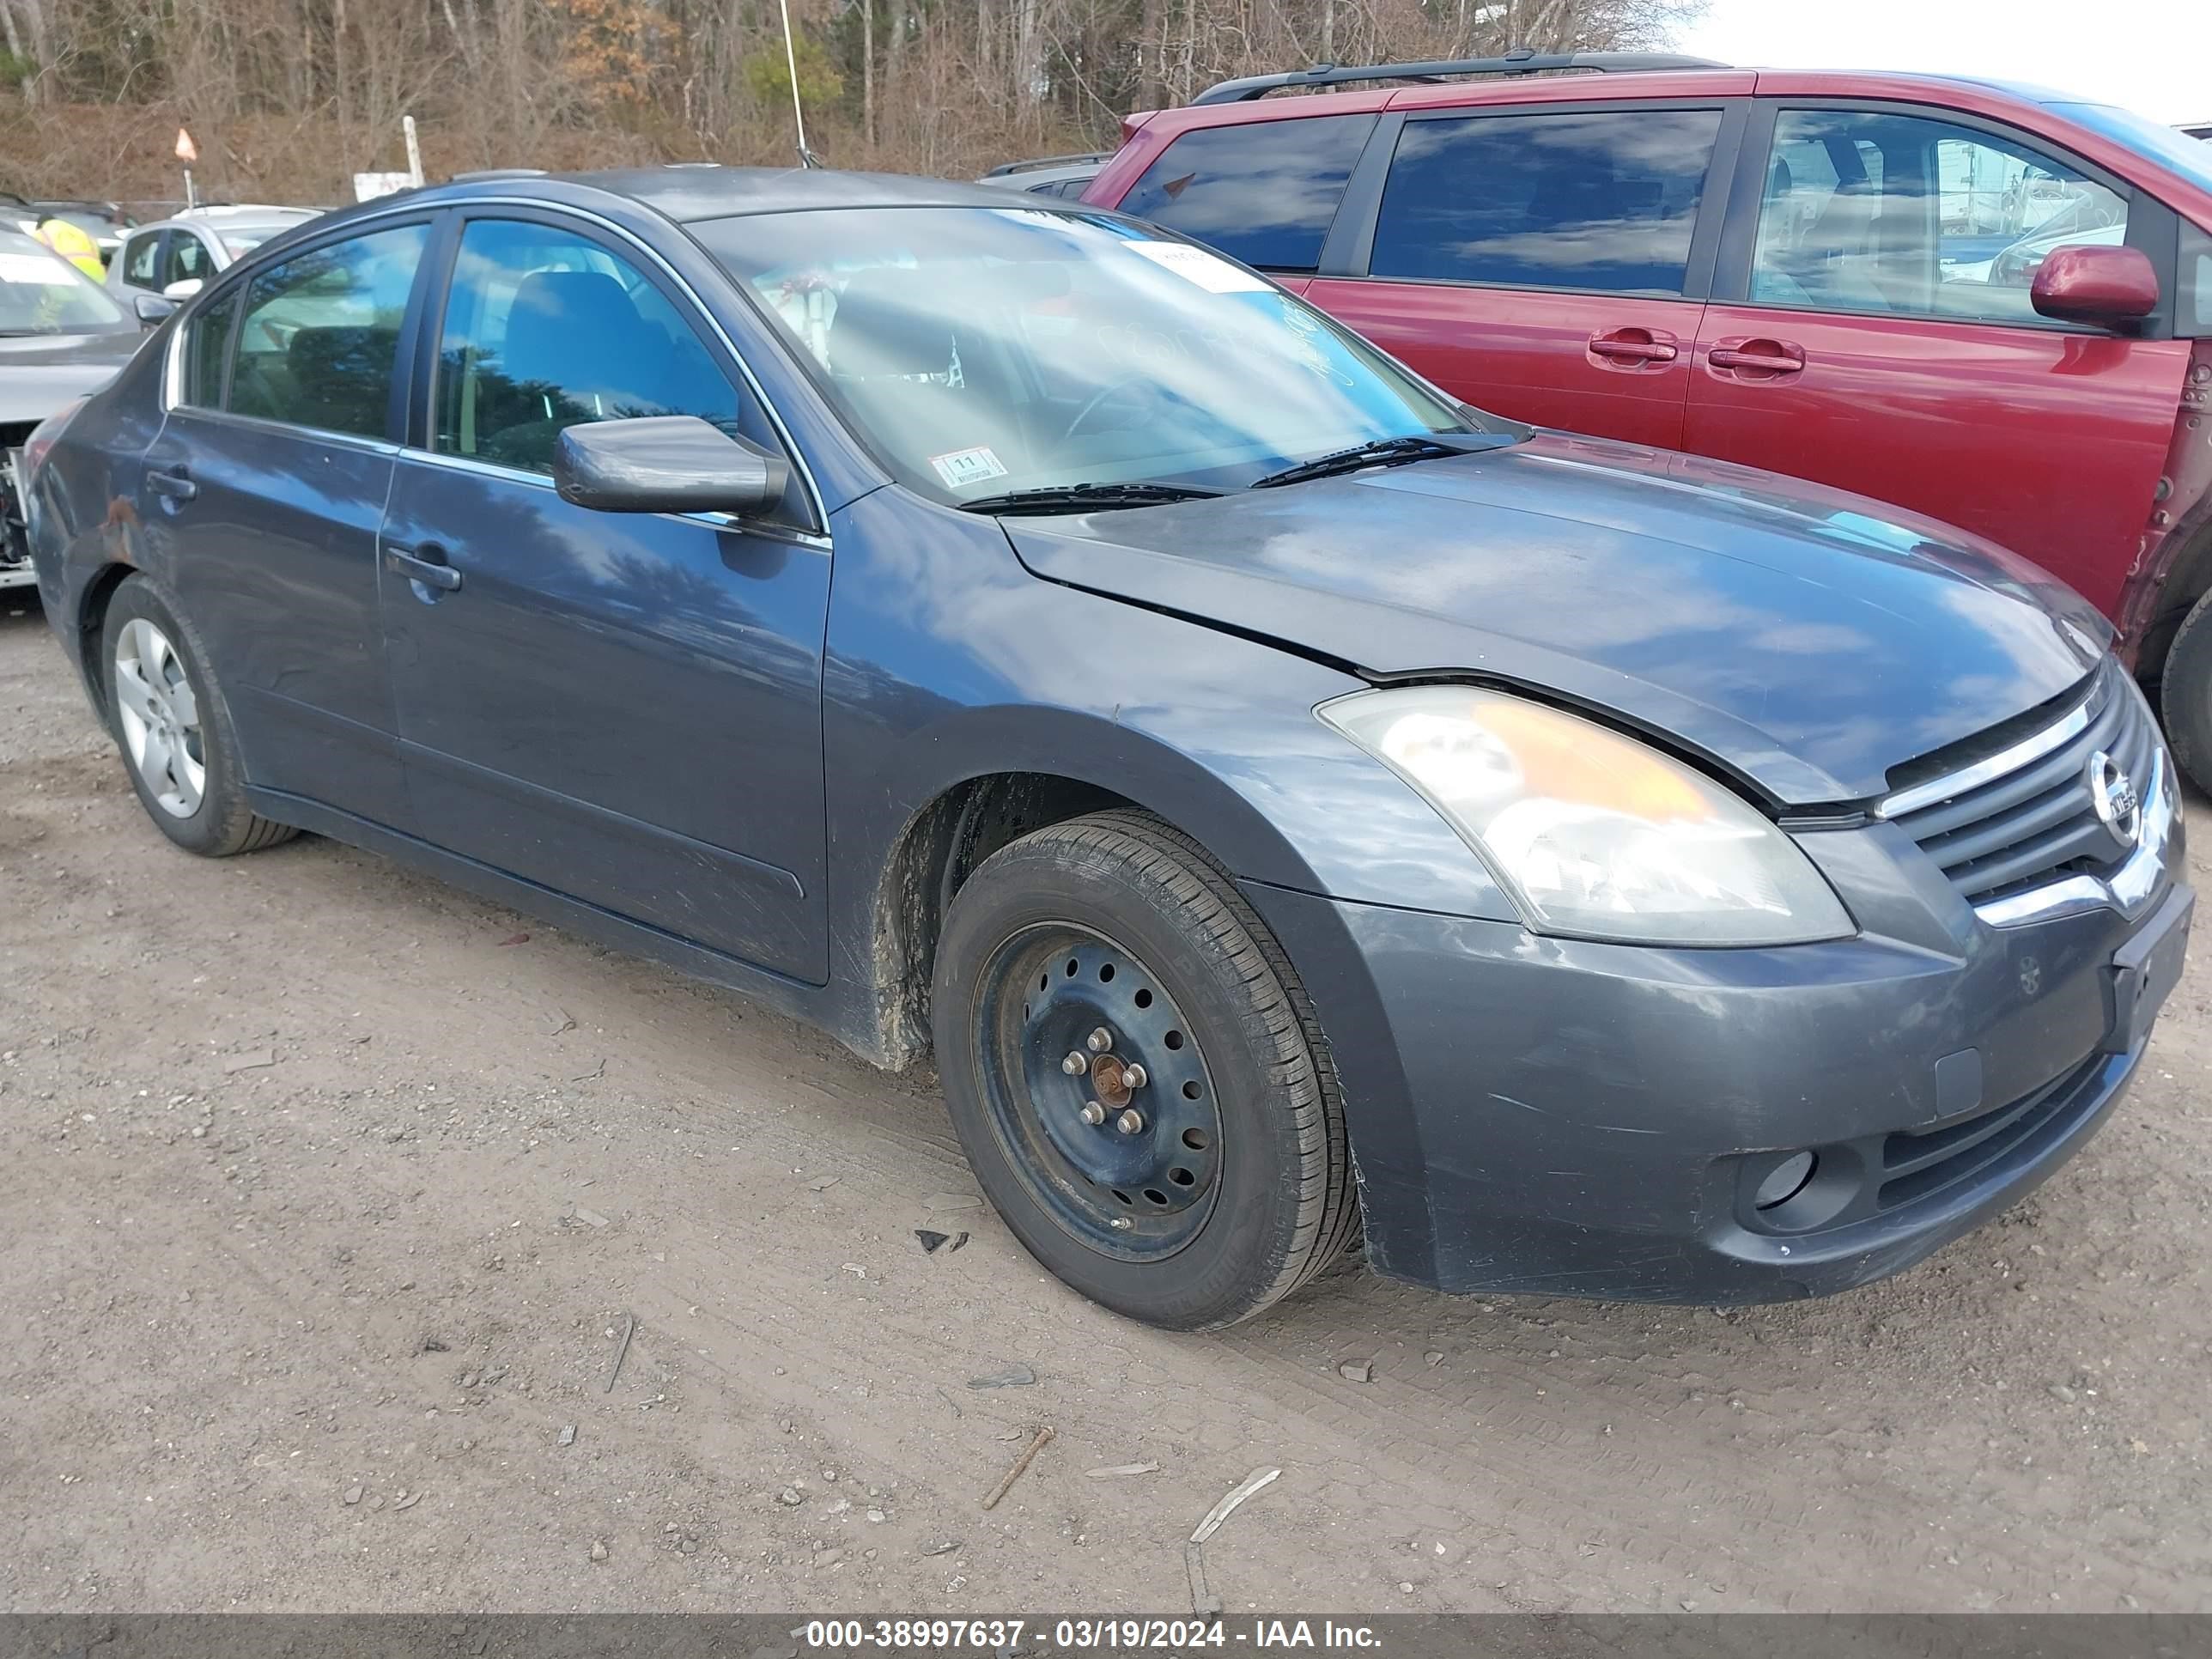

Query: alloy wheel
[112,617,206,818]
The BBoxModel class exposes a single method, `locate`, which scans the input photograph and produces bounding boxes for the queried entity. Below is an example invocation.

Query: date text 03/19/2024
[800,1620,1385,1650]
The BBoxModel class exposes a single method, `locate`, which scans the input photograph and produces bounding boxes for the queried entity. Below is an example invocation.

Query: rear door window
[1117,114,1377,273]
[229,223,428,441]
[1370,108,1724,295]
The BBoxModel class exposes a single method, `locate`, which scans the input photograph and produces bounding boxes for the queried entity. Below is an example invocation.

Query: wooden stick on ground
[981,1425,1055,1510]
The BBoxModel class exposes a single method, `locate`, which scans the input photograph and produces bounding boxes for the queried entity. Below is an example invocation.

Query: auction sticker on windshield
[1126,241,1271,295]
[930,446,1009,489]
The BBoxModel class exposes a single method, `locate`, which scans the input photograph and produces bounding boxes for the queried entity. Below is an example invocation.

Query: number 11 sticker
[931,447,1010,489]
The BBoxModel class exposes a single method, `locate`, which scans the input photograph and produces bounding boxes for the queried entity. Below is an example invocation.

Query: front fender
[818,487,1513,946]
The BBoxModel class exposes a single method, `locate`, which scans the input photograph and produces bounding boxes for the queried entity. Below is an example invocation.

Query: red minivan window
[1115,113,1376,274]
[1306,105,1729,448]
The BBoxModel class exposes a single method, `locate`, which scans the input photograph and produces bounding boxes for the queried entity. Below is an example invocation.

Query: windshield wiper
[1248,432,1515,490]
[957,482,1224,516]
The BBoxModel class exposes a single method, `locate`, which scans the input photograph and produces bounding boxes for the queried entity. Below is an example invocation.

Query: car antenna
[777,0,823,167]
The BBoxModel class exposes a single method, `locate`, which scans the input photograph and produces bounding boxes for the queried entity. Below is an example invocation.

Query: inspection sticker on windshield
[1127,241,1270,294]
[931,446,1009,489]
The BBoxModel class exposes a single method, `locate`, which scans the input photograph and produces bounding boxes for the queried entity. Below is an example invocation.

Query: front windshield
[692,205,1494,501]
[0,242,129,333]
[2054,102,2212,196]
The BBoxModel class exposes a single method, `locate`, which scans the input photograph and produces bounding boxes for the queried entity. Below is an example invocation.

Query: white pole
[183,167,197,210]
[403,114,424,187]
[777,0,811,164]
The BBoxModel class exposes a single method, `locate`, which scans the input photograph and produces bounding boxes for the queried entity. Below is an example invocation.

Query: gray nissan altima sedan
[24,167,2193,1329]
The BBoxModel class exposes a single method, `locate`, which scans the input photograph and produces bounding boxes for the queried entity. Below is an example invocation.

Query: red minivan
[1083,54,2212,785]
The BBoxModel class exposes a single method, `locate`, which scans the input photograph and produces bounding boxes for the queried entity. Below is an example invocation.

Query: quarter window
[228,223,428,440]
[1750,109,2130,324]
[434,219,742,476]
[181,283,240,408]
[1370,108,1723,295]
[1118,114,1376,273]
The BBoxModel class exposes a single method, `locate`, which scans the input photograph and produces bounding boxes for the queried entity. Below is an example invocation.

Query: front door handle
[1588,327,1680,366]
[384,543,463,592]
[1707,337,1807,376]
[148,466,198,501]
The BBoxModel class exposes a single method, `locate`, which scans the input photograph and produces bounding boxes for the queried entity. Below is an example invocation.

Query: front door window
[1750,109,2130,323]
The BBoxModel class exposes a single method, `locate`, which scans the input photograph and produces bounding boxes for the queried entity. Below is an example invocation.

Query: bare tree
[0,0,1701,205]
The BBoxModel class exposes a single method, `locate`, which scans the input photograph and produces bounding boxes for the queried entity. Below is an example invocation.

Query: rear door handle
[148,467,197,501]
[1588,327,1680,365]
[1707,337,1807,375]
[384,543,463,592]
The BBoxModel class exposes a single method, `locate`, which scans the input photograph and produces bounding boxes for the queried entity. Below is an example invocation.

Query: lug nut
[1060,1050,1087,1075]
[1079,1100,1107,1126]
[1123,1063,1147,1090]
[1115,1109,1145,1135]
[1086,1027,1114,1054]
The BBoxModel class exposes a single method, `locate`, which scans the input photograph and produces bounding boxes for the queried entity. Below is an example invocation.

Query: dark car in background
[31,200,137,264]
[0,228,144,593]
[976,152,1111,198]
[1084,54,2212,785]
[25,167,2192,1328]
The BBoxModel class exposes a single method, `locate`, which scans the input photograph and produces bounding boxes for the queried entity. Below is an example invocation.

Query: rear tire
[932,810,1356,1330]
[100,576,296,858]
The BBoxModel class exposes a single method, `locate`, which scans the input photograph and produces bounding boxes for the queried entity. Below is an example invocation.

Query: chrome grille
[1879,667,2161,910]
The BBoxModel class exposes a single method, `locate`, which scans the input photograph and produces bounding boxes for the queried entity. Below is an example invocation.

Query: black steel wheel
[933,810,1357,1330]
[978,925,1225,1261]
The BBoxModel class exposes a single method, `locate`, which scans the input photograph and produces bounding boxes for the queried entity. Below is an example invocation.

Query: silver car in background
[106,205,321,307]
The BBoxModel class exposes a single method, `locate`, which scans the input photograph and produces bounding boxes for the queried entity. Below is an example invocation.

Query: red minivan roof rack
[1189,49,1729,106]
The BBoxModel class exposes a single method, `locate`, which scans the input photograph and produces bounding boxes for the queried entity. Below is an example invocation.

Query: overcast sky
[1671,0,2210,123]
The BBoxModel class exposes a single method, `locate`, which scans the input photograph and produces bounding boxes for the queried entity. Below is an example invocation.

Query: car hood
[1003,433,2106,805]
[0,330,142,424]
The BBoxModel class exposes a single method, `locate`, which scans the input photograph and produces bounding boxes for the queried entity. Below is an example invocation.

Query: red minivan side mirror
[2031,243,2160,326]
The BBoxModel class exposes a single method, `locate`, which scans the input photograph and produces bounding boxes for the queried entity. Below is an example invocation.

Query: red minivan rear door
[1685,100,2191,620]
[1301,96,1747,449]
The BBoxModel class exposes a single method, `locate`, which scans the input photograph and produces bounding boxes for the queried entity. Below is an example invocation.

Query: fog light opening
[1753,1151,1818,1211]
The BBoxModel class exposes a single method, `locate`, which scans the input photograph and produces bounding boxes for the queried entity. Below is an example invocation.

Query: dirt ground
[3,599,2210,1617]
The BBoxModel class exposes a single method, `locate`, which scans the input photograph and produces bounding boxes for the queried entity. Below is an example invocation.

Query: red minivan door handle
[1707,337,1807,376]
[1588,326,1680,367]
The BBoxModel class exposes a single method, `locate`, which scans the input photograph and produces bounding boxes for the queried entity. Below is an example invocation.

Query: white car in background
[106,205,321,305]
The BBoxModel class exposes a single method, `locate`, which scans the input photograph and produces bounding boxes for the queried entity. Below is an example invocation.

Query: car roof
[1097,64,2212,222]
[304,165,1020,233]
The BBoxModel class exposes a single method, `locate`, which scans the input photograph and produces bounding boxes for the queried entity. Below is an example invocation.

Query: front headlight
[1318,685,1853,946]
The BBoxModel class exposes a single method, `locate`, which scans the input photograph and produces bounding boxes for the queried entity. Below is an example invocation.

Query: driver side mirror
[2031,244,2159,326]
[553,415,790,517]
[133,292,179,327]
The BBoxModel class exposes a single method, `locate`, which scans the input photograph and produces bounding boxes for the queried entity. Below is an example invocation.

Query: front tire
[932,811,1356,1330]
[100,576,295,858]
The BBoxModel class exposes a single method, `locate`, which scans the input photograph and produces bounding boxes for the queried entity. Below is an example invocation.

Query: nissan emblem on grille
[2088,750,2142,851]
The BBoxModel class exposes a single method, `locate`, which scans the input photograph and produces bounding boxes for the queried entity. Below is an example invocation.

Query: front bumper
[1243,818,2191,1304]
